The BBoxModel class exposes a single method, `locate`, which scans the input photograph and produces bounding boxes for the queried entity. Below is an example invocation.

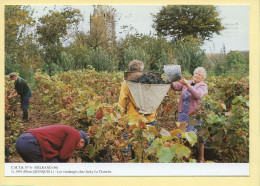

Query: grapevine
[5,70,249,163]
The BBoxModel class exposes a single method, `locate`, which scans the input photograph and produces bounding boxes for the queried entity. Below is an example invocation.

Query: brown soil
[8,90,79,163]
[22,90,55,130]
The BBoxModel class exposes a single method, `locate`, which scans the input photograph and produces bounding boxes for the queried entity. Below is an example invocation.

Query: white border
[5,163,249,176]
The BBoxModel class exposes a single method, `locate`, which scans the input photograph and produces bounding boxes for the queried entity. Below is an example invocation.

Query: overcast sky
[31,5,249,53]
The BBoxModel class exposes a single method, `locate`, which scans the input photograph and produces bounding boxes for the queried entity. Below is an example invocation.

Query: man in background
[8,73,32,122]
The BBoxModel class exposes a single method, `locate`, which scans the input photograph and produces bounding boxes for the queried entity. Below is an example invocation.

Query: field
[5,69,249,163]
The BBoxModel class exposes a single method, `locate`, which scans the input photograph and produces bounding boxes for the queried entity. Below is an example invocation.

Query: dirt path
[20,90,55,130]
[9,90,55,162]
[10,91,81,163]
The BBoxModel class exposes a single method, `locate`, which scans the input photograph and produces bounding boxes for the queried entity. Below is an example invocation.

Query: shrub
[59,52,76,71]
[85,47,117,72]
[224,51,249,77]
[172,36,206,74]
[5,53,19,75]
[121,46,150,71]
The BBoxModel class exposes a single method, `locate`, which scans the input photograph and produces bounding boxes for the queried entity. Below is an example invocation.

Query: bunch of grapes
[131,72,166,84]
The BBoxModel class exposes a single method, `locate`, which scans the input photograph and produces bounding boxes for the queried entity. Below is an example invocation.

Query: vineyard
[5,68,249,163]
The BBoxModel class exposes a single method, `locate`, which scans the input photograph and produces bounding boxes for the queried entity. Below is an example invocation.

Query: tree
[5,5,35,54]
[172,36,206,74]
[87,15,110,49]
[66,32,90,69]
[36,6,83,74]
[88,5,116,50]
[153,5,224,42]
[5,5,42,80]
[116,27,174,71]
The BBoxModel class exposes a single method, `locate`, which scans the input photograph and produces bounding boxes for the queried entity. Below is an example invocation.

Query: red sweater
[27,125,81,162]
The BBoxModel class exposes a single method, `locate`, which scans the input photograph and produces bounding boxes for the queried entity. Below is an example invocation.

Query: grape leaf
[158,147,175,163]
[87,107,95,117]
[175,144,191,159]
[182,131,197,147]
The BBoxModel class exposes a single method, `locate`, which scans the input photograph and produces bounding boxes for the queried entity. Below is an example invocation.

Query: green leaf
[220,103,226,110]
[85,144,95,158]
[28,105,34,109]
[189,159,197,163]
[182,131,197,147]
[158,147,175,163]
[175,144,191,159]
[150,138,161,149]
[161,136,172,143]
[87,107,95,117]
[42,96,49,102]
[230,114,240,124]
[232,96,248,105]
[208,114,221,124]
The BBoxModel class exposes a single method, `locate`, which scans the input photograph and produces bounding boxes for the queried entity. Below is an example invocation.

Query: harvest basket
[125,79,171,114]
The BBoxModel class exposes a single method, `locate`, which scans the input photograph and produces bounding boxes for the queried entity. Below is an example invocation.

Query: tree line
[5,5,249,82]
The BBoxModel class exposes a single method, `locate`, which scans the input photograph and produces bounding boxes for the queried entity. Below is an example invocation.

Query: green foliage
[41,51,77,75]
[121,46,150,71]
[85,47,117,72]
[5,76,25,162]
[5,5,249,83]
[172,36,206,74]
[5,54,19,75]
[32,70,195,163]
[66,32,90,69]
[154,49,172,72]
[42,62,62,75]
[157,147,175,163]
[5,69,249,163]
[36,6,83,74]
[5,5,42,81]
[59,52,76,71]
[87,15,110,49]
[193,76,249,162]
[182,131,197,147]
[224,51,249,77]
[206,49,249,77]
[87,5,116,50]
[143,36,174,71]
[153,5,224,42]
[5,5,35,54]
[117,33,173,71]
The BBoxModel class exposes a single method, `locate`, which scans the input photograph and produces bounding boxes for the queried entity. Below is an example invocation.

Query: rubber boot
[22,110,28,122]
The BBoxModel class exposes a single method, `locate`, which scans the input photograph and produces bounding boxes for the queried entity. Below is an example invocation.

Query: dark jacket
[15,76,31,97]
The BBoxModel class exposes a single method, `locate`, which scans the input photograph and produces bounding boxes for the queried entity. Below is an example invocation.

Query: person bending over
[16,125,89,162]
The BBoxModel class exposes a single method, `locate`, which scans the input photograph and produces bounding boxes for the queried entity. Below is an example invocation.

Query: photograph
[1,1,259,185]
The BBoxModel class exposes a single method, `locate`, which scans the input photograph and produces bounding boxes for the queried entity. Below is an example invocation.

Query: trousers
[16,132,59,162]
